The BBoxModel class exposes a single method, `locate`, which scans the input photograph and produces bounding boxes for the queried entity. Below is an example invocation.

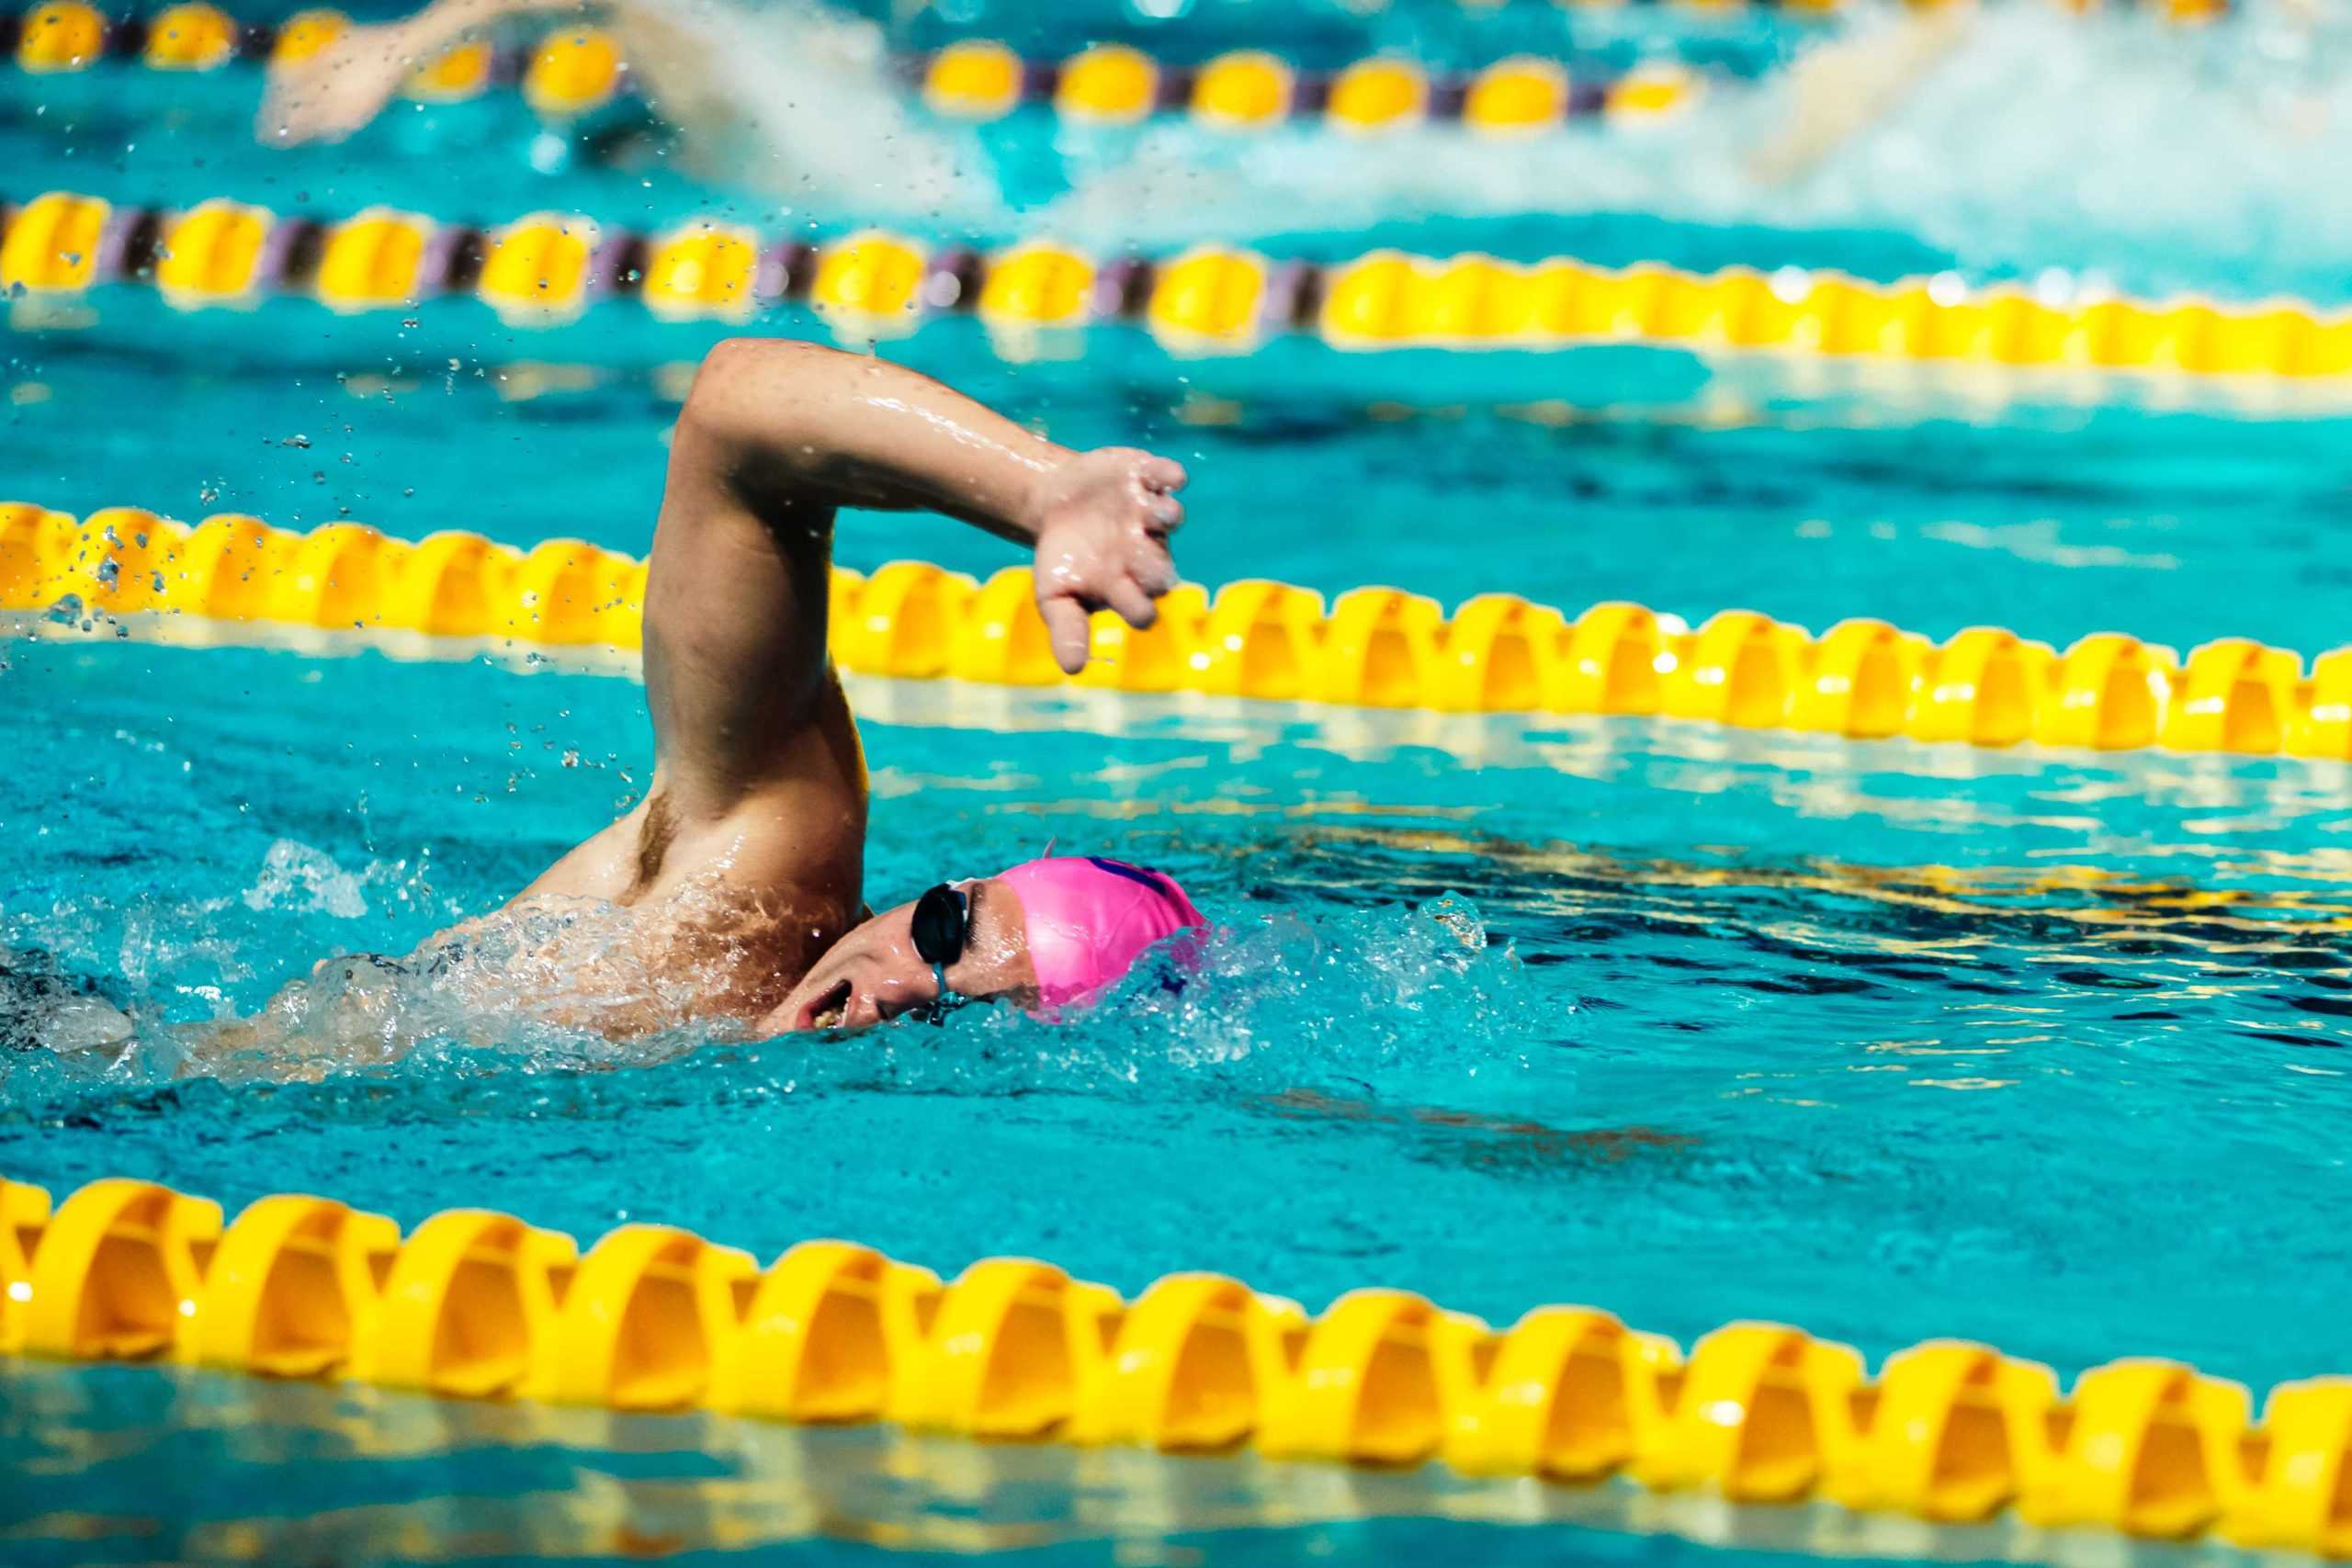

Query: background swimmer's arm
[259,0,729,147]
[1747,1,1974,186]
[261,0,580,144]
[647,337,1188,820]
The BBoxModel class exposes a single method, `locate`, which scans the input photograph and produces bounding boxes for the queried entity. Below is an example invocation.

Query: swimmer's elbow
[678,337,913,509]
[698,333,831,384]
[682,336,842,449]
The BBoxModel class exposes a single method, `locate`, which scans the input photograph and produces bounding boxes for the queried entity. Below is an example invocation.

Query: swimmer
[258,0,980,218]
[309,337,1203,1040]
[264,0,756,148]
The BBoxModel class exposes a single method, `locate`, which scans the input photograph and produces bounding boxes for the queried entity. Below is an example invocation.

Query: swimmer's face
[774,877,1037,1032]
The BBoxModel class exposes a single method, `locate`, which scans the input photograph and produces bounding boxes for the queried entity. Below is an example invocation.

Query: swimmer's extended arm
[260,0,579,144]
[646,337,1187,819]
[1747,1,1974,186]
[337,0,579,55]
[258,0,729,146]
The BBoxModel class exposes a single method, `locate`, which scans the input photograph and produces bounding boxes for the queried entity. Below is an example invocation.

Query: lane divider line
[4,499,2348,759]
[3,0,2240,123]
[0,1169,2343,1553]
[5,188,2348,380]
[6,4,1709,130]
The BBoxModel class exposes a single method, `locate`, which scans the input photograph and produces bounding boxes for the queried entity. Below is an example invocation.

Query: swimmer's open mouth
[798,978,852,1032]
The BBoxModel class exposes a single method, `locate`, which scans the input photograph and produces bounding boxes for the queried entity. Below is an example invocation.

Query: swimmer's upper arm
[642,339,1072,823]
[641,343,843,821]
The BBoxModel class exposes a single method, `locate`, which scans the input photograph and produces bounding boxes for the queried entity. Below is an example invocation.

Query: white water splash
[242,840,370,919]
[4,874,1555,1101]
[548,0,2352,297]
[627,0,1001,224]
[1047,5,2352,297]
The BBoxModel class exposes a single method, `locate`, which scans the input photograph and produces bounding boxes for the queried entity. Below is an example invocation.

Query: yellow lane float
[8,500,2352,762]
[15,189,2345,385]
[0,1168,2338,1557]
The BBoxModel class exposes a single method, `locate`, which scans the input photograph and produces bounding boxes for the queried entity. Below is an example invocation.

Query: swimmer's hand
[1024,447,1188,674]
[257,22,421,145]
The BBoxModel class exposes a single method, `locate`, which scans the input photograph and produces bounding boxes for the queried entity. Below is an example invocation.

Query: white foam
[625,0,1001,224]
[242,840,370,920]
[1039,4,2352,298]
[588,0,2352,297]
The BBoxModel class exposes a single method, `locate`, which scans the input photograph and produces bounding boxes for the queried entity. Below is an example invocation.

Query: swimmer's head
[774,855,1204,1032]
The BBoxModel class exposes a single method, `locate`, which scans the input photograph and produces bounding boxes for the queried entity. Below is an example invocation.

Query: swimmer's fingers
[1037,576,1162,672]
[1039,594,1094,676]
[1127,536,1180,599]
[1133,458,1185,536]
[1104,576,1159,631]
[1139,456,1188,497]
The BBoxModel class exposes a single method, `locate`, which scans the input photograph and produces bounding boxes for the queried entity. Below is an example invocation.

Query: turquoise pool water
[10,2,2352,1562]
[8,633,2352,1559]
[16,316,2352,657]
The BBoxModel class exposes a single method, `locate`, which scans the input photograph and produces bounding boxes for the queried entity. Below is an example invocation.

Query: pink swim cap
[996,856,1205,1011]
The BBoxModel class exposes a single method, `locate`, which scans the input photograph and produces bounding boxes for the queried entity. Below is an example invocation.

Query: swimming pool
[13,627,2352,1557]
[9,0,2352,1561]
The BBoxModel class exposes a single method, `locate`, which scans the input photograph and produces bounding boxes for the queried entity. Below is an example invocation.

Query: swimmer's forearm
[681,338,1072,546]
[379,0,600,62]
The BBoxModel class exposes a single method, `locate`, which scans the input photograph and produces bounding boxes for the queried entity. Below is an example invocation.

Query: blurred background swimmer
[259,0,994,220]
[253,0,1978,218]
[254,0,2352,288]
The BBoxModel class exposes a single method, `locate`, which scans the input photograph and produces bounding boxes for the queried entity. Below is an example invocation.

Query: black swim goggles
[909,882,969,1021]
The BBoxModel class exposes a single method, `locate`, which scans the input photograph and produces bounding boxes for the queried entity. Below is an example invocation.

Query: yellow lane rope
[1,0,2237,111]
[0,1169,2342,1552]
[0,1,2240,141]
[4,498,2347,759]
[5,6,1713,131]
[5,188,2346,379]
